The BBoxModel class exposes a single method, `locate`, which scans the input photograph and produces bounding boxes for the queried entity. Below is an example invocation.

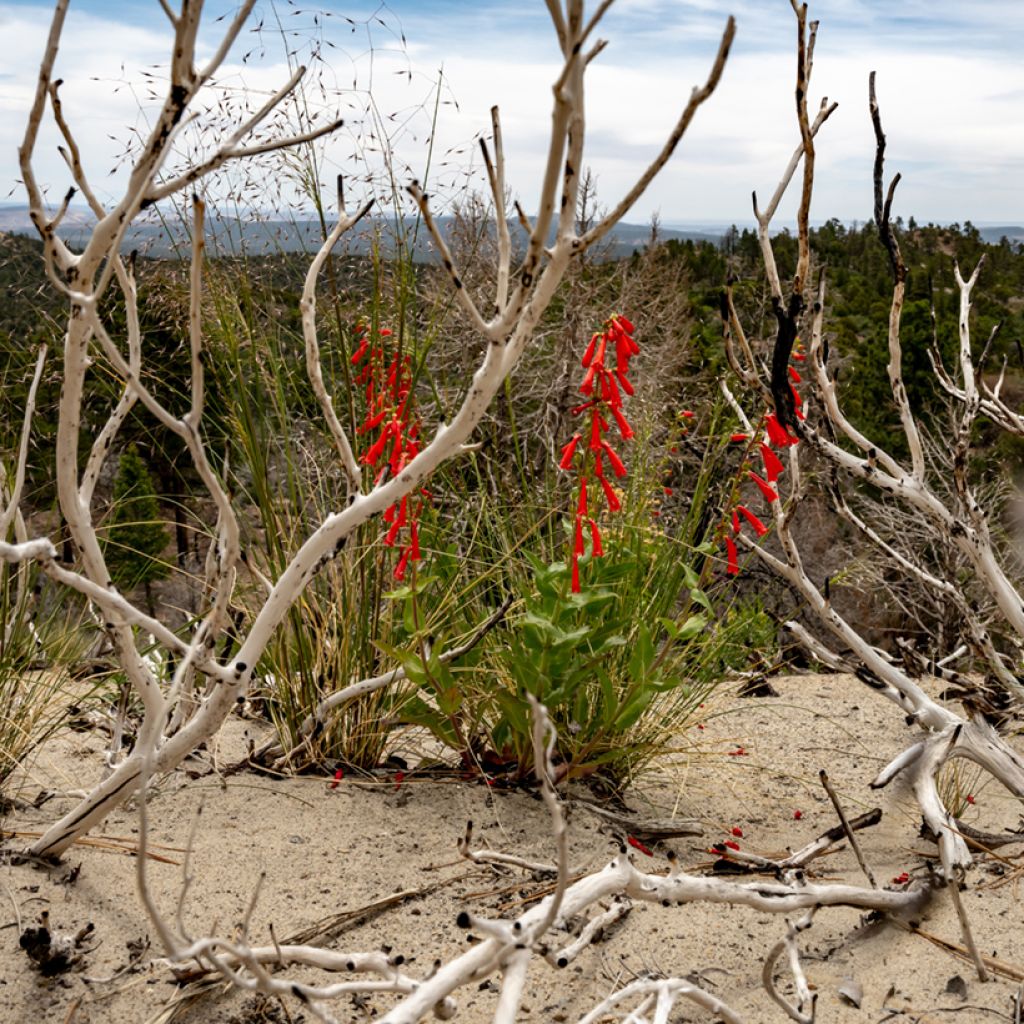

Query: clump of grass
[0,563,88,794]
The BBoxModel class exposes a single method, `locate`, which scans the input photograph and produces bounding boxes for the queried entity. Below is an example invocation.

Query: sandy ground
[1,673,1022,1024]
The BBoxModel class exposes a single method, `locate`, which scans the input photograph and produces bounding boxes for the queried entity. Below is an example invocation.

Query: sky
[1,0,1022,229]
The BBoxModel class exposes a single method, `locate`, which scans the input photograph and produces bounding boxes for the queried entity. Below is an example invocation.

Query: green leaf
[628,623,655,679]
[676,614,707,641]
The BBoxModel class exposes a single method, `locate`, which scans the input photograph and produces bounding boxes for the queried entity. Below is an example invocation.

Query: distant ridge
[0,205,721,262]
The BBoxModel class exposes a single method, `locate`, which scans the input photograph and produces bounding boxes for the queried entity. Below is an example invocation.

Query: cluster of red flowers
[558,314,639,592]
[722,343,806,575]
[352,321,425,580]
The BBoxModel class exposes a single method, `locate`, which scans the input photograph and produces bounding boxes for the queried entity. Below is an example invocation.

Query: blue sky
[2,1,1022,226]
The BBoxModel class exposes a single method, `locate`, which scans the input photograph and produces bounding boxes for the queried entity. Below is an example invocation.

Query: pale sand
[1,673,1021,1023]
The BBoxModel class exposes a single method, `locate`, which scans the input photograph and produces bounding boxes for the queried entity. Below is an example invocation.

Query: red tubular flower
[589,518,603,556]
[409,521,421,560]
[731,509,741,534]
[730,433,749,443]
[681,409,695,419]
[611,405,633,440]
[615,368,634,396]
[577,477,589,516]
[724,839,740,851]
[789,366,802,383]
[559,433,581,470]
[589,411,605,451]
[393,548,411,580]
[731,827,743,838]
[601,441,627,478]
[725,536,739,575]
[598,475,621,512]
[363,430,390,467]
[571,557,581,594]
[627,836,653,856]
[615,314,635,334]
[760,444,785,483]
[765,413,798,448]
[736,504,769,537]
[358,408,388,435]
[580,361,599,395]
[350,338,369,364]
[574,514,586,555]
[582,332,599,368]
[748,471,779,503]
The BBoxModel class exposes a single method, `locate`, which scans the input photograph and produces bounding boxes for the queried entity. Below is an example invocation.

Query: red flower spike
[736,504,769,537]
[559,434,581,470]
[748,471,779,503]
[598,475,621,512]
[760,444,785,483]
[725,536,739,575]
[627,836,653,857]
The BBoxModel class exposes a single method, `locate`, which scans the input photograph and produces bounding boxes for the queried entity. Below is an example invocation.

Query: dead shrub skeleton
[2,0,1022,1021]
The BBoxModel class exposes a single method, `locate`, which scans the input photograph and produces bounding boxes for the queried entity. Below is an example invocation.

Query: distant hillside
[978,225,1024,245]
[0,205,721,262]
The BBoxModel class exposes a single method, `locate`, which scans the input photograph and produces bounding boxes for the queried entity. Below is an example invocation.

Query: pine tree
[104,445,170,612]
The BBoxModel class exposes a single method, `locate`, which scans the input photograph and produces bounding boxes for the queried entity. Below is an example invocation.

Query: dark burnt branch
[870,71,906,285]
